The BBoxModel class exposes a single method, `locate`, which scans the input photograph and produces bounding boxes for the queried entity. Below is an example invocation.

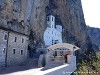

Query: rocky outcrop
[87,27,100,51]
[0,0,89,51]
[0,0,30,35]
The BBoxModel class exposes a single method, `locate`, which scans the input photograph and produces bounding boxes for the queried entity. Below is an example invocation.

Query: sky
[81,0,100,28]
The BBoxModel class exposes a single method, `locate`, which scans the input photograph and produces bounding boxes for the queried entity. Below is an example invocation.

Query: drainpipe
[5,32,9,67]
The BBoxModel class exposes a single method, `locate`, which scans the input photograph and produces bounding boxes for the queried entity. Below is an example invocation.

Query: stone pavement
[0,66,43,75]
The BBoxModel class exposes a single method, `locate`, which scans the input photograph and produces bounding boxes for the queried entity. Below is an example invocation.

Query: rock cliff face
[88,27,100,51]
[0,0,88,50]
[47,0,87,49]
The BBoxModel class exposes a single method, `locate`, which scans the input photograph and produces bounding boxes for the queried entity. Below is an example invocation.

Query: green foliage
[76,52,100,75]
[77,60,90,75]
[96,52,100,60]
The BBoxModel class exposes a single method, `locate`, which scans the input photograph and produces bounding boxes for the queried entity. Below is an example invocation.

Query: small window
[52,31,53,34]
[22,38,24,43]
[21,50,23,55]
[55,51,57,56]
[3,48,6,54]
[52,17,53,21]
[4,34,8,40]
[14,37,17,42]
[13,49,16,54]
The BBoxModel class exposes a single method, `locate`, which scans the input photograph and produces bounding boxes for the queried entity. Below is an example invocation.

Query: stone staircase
[42,61,63,70]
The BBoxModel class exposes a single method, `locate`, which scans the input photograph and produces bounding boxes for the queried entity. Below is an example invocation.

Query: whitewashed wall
[44,15,62,46]
[56,25,62,32]
[44,27,62,46]
[47,15,55,28]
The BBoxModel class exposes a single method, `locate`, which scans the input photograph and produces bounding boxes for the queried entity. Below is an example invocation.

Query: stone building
[0,29,8,68]
[0,28,29,68]
[44,15,62,46]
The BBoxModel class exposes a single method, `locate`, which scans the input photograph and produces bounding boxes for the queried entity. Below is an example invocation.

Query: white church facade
[44,15,62,46]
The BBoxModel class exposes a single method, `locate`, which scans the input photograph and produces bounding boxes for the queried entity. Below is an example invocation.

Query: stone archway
[45,43,80,64]
[47,43,80,52]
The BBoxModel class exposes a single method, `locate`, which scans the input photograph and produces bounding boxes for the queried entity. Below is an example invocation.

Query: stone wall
[0,29,8,68]
[6,32,28,66]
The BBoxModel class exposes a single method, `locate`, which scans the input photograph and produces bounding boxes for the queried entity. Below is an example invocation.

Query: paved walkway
[0,64,71,75]
[0,64,70,75]
[0,66,43,75]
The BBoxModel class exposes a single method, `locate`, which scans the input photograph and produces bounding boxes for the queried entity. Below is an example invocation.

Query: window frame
[13,49,16,54]
[3,48,6,54]
[21,50,23,55]
[4,33,8,41]
[14,37,17,42]
[52,17,53,21]
[22,38,24,43]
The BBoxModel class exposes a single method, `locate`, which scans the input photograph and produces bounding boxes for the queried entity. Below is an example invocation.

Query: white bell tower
[47,15,55,28]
